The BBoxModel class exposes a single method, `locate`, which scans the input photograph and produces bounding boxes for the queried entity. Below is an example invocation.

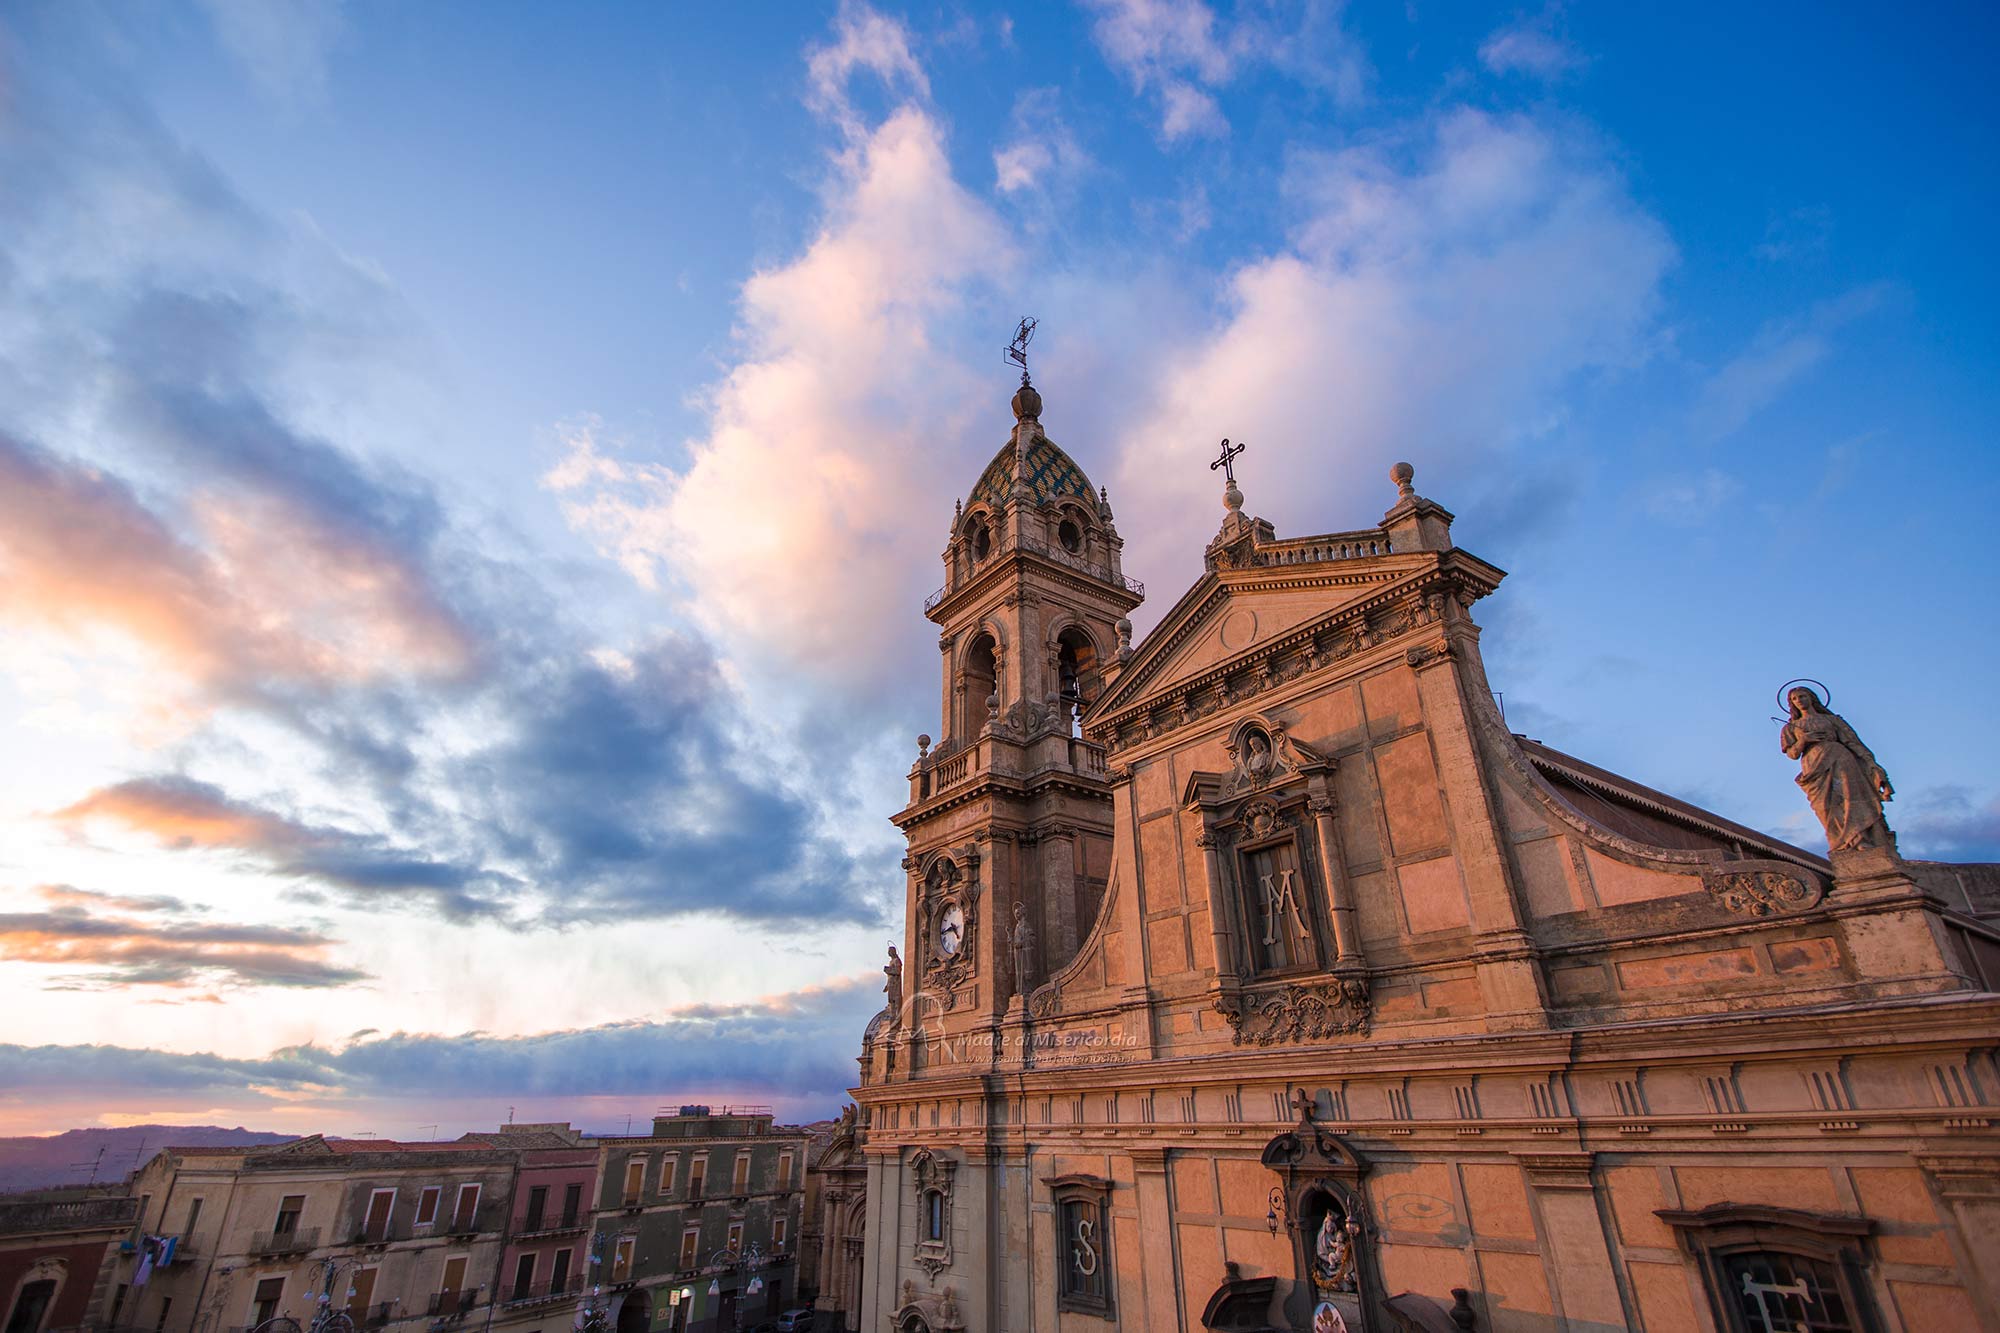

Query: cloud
[197,0,348,107]
[1641,468,1741,525]
[1690,284,1892,443]
[0,891,369,991]
[0,975,879,1108]
[1479,15,1586,79]
[1083,0,1363,141]
[545,95,1012,708]
[1102,106,1673,595]
[1900,787,2000,863]
[805,2,931,138]
[994,89,1093,196]
[53,777,511,921]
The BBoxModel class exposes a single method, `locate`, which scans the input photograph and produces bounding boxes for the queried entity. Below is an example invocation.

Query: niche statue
[1780,685,1894,853]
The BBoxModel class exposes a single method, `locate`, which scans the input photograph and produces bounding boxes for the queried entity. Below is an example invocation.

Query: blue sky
[0,0,1995,1140]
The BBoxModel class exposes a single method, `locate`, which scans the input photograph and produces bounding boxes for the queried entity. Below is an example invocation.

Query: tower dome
[966,434,1098,512]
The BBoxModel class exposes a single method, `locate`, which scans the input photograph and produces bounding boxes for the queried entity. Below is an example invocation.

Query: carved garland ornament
[1220,980,1370,1046]
[1700,861,1827,918]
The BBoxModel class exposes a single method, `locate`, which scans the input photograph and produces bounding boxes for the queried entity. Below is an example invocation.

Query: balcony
[360,1302,399,1327]
[502,1278,584,1308]
[426,1291,482,1319]
[0,1196,138,1236]
[514,1213,587,1239]
[251,1227,320,1254]
[441,1207,499,1237]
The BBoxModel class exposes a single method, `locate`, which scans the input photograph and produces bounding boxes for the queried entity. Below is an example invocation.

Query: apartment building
[586,1108,808,1333]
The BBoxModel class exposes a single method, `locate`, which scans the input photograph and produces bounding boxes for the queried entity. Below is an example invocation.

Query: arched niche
[1262,1115,1377,1330]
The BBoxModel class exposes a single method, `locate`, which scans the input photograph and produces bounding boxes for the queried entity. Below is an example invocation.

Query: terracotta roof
[1515,736,1826,866]
[967,436,1095,511]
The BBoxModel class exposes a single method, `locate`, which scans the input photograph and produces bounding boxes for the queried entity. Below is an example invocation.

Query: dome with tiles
[967,434,1097,512]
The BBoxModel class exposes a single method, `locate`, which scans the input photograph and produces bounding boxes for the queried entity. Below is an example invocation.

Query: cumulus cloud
[546,90,1012,709]
[0,888,369,991]
[1102,106,1674,595]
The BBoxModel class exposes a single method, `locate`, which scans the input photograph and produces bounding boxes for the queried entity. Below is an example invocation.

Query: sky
[1,0,1996,1144]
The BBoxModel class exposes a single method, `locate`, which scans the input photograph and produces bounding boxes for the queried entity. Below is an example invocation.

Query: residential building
[587,1108,808,1333]
[0,1189,135,1333]
[111,1137,519,1333]
[850,377,2000,1331]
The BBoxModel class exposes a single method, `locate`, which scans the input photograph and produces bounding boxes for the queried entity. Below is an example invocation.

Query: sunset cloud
[0,888,369,991]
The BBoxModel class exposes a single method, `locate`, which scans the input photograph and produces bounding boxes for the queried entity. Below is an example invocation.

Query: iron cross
[1210,437,1245,485]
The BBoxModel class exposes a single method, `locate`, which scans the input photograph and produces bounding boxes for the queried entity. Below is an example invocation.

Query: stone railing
[1248,528,1392,566]
[0,1195,137,1236]
[929,747,974,790]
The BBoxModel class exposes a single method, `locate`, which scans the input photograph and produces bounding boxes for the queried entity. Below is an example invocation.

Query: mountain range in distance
[0,1125,295,1194]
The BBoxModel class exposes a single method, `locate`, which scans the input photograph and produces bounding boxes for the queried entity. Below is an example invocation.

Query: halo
[1776,678,1830,710]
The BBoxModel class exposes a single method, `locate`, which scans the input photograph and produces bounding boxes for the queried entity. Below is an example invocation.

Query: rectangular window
[550,1249,571,1293]
[524,1186,547,1232]
[451,1183,480,1232]
[184,1197,204,1236]
[622,1157,646,1205]
[725,1222,743,1255]
[1241,837,1312,972]
[678,1229,699,1272]
[511,1253,536,1302]
[1058,1198,1109,1311]
[658,1156,677,1195]
[346,1268,377,1322]
[687,1155,706,1199]
[610,1237,635,1283]
[561,1183,582,1227]
[731,1154,749,1194]
[253,1278,285,1325]
[776,1151,793,1189]
[275,1195,305,1235]
[771,1214,786,1249]
[415,1186,441,1226]
[154,1297,172,1333]
[439,1256,467,1315]
[138,1194,152,1229]
[363,1189,395,1243]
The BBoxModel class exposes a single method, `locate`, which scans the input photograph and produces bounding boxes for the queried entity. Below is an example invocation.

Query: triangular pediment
[1091,554,1428,722]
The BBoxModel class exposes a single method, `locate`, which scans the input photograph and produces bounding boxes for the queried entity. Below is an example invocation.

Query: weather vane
[1006,316,1038,384]
[1211,437,1245,486]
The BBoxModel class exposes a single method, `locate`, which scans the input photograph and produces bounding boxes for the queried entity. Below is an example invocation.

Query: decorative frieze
[1700,860,1827,917]
[1219,979,1370,1046]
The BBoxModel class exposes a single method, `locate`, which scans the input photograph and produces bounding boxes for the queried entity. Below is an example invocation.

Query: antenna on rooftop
[1005,316,1037,385]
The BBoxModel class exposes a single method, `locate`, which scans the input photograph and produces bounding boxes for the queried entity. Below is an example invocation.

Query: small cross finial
[1210,437,1246,486]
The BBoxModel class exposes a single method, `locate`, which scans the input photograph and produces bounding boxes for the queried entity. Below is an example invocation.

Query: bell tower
[873,369,1144,1077]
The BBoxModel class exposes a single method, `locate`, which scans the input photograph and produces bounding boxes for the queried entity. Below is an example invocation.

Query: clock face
[938,904,965,957]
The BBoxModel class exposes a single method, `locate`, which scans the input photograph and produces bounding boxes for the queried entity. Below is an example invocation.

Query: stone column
[1039,826,1080,963]
[1305,778,1362,971]
[1920,1150,2000,1323]
[1130,1149,1185,1332]
[1195,822,1240,992]
[1515,1153,1629,1330]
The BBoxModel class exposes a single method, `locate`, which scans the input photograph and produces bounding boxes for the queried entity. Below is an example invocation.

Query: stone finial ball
[1391,461,1415,488]
[917,733,931,749]
[1012,381,1043,421]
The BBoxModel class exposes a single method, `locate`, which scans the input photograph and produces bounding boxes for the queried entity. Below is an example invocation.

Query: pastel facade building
[849,379,2000,1332]
[586,1108,808,1333]
[0,1191,135,1333]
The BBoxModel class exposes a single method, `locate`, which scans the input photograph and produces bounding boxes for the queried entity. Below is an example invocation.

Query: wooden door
[345,1268,376,1323]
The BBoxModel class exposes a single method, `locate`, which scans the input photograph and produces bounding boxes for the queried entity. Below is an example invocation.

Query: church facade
[837,377,2000,1333]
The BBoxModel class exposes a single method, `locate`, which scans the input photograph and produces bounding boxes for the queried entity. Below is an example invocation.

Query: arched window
[1055,626,1098,728]
[960,634,997,739]
[964,516,991,562]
